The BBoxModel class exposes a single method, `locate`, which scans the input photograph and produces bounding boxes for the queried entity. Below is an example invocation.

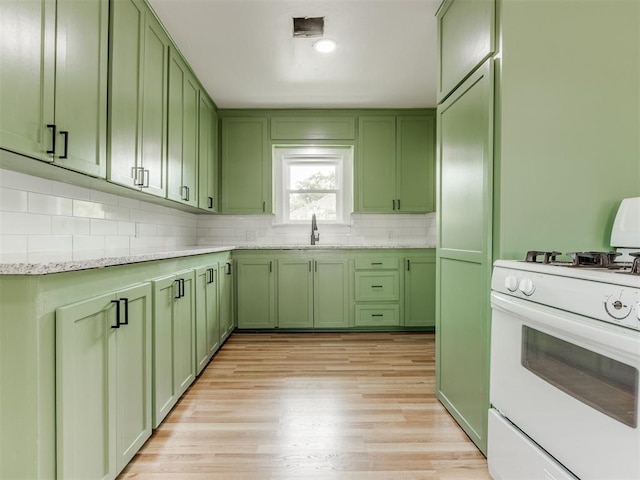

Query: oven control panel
[493,261,640,332]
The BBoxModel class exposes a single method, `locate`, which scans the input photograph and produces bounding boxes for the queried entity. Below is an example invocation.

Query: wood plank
[118,332,489,479]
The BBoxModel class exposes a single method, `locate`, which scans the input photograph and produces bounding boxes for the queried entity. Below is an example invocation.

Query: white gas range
[488,198,640,480]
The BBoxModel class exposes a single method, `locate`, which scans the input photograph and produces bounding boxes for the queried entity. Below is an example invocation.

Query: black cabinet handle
[207,268,215,284]
[314,261,317,272]
[262,201,266,212]
[208,196,214,209]
[397,199,401,210]
[111,299,121,328]
[46,124,56,154]
[181,186,189,201]
[371,262,383,266]
[226,262,232,275]
[392,199,395,210]
[143,169,150,188]
[133,167,144,187]
[120,298,129,325]
[371,314,384,317]
[269,261,272,273]
[181,278,185,298]
[371,285,383,288]
[407,260,411,271]
[59,131,69,159]
[174,279,181,299]
[308,261,312,272]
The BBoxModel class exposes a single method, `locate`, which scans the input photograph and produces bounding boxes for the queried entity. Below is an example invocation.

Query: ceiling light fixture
[313,38,336,53]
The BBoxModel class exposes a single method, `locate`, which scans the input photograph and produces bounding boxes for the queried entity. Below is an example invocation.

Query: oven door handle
[491,292,639,359]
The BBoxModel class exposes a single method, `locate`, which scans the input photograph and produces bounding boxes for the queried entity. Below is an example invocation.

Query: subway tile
[74,235,105,251]
[0,252,28,263]
[0,212,51,234]
[51,216,91,235]
[0,235,28,253]
[117,196,141,209]
[73,200,105,219]
[0,188,28,212]
[136,223,157,237]
[28,251,73,263]
[0,169,52,194]
[117,221,136,236]
[90,190,120,206]
[90,219,119,235]
[28,235,72,253]
[104,205,130,222]
[105,236,129,252]
[72,249,106,261]
[28,192,73,216]
[51,181,91,200]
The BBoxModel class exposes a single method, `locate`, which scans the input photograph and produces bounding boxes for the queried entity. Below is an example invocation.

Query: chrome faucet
[311,213,320,245]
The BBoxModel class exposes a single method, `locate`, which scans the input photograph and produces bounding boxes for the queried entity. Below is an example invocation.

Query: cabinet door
[221,117,270,214]
[56,292,117,480]
[53,0,108,177]
[278,258,313,328]
[167,50,199,207]
[139,10,169,197]
[437,0,495,101]
[198,95,218,211]
[219,261,234,341]
[404,257,436,327]
[195,265,219,375]
[152,274,176,427]
[396,115,436,213]
[0,0,55,162]
[173,271,196,398]
[436,60,493,454]
[114,283,152,473]
[356,116,396,212]
[236,259,276,328]
[109,0,168,195]
[314,259,349,328]
[108,0,144,189]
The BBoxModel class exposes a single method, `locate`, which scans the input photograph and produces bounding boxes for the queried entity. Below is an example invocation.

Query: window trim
[273,146,353,225]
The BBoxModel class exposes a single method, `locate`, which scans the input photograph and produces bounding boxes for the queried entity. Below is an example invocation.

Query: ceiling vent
[293,17,324,38]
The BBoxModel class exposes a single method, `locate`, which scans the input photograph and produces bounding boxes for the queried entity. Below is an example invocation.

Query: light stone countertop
[0,244,436,275]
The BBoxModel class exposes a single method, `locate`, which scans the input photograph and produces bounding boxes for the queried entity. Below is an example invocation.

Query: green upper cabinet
[221,117,271,214]
[356,114,435,213]
[236,258,276,328]
[198,94,219,212]
[109,0,169,197]
[270,116,356,140]
[167,48,199,207]
[0,0,108,177]
[436,0,495,102]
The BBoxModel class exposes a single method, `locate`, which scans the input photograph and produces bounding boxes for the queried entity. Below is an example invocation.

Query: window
[273,146,353,224]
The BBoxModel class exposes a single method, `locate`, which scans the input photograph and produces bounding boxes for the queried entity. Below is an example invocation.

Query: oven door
[490,292,640,480]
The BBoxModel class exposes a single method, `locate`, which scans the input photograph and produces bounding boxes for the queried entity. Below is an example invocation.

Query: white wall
[0,168,436,263]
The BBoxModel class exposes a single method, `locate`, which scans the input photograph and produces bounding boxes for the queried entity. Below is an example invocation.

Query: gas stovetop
[524,250,640,275]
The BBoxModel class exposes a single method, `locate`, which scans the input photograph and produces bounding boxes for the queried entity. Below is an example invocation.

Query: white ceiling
[147,0,441,109]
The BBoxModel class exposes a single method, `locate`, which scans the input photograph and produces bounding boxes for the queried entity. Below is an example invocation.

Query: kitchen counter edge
[0,244,436,275]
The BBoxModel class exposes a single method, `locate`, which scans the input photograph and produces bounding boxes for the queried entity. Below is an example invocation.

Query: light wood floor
[119,332,490,480]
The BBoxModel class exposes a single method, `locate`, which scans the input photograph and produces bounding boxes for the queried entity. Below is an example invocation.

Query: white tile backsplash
[0,168,198,263]
[0,168,436,263]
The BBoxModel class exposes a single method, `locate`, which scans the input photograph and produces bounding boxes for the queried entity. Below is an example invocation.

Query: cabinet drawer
[355,272,400,301]
[355,305,400,326]
[354,258,399,270]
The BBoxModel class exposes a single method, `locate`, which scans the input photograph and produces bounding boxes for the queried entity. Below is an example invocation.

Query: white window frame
[273,146,353,225]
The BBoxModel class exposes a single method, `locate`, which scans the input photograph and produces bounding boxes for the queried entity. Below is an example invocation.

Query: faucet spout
[311,213,319,245]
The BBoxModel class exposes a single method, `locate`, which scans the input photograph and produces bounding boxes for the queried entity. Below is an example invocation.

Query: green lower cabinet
[236,258,276,328]
[404,257,436,327]
[56,282,152,480]
[195,265,219,375]
[313,259,349,328]
[219,260,235,341]
[152,271,196,428]
[277,259,314,328]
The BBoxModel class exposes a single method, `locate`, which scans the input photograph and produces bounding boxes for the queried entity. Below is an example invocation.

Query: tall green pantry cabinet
[435,0,495,455]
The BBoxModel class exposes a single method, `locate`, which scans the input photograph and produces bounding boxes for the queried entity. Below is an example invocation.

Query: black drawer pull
[371,262,383,266]
[371,285,383,288]
[59,131,69,159]
[371,314,384,317]
[46,124,56,154]
[111,299,121,328]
